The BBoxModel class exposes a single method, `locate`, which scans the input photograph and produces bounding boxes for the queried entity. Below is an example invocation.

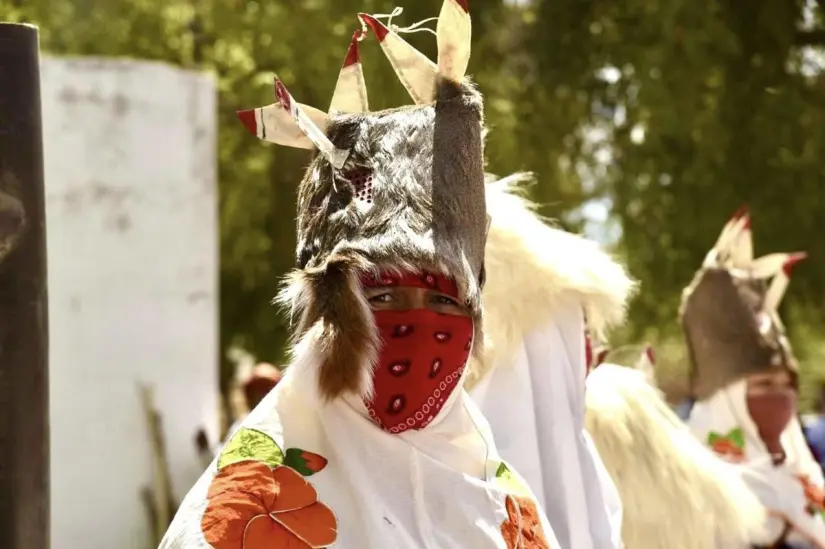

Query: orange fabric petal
[207,461,280,509]
[274,501,338,548]
[243,514,311,549]
[501,496,522,549]
[512,496,551,548]
[270,466,318,512]
[500,495,551,549]
[201,462,281,549]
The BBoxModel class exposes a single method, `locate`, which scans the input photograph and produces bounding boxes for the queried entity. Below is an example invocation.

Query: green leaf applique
[495,461,530,497]
[707,427,745,450]
[217,427,284,470]
[217,428,331,477]
[727,427,745,449]
[284,448,329,476]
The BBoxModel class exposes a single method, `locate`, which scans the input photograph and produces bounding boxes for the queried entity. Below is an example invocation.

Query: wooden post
[0,22,50,549]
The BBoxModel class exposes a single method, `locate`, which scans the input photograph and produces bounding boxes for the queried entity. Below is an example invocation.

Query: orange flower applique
[797,474,825,517]
[500,494,551,549]
[201,460,337,549]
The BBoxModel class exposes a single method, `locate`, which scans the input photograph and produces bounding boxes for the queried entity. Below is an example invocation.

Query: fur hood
[466,173,636,388]
[681,212,803,400]
[248,2,488,402]
[586,364,767,549]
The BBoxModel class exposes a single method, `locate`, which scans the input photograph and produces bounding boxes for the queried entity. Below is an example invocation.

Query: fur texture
[586,364,767,549]
[283,78,488,400]
[465,173,636,389]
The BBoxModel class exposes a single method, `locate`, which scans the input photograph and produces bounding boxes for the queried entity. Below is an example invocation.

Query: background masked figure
[683,211,825,548]
[160,3,561,548]
[468,173,634,549]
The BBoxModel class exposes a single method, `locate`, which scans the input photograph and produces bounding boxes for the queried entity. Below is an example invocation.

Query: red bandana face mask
[361,271,474,434]
[746,389,797,456]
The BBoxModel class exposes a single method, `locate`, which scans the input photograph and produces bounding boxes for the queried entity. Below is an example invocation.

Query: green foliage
[528,0,825,338]
[3,0,823,400]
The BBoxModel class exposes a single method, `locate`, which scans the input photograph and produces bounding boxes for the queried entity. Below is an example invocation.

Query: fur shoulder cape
[585,364,767,549]
[466,173,636,388]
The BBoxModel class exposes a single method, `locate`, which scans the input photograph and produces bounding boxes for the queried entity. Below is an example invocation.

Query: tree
[521,0,825,394]
[2,0,594,396]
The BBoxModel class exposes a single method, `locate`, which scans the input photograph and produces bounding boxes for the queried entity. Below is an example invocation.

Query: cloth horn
[764,252,807,311]
[238,79,349,169]
[729,210,753,268]
[635,345,656,381]
[358,12,437,105]
[329,30,369,114]
[749,253,794,279]
[237,99,329,151]
[705,206,750,268]
[436,0,471,83]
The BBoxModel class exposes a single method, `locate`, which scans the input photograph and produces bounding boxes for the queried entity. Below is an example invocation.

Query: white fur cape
[586,364,768,549]
[466,174,636,389]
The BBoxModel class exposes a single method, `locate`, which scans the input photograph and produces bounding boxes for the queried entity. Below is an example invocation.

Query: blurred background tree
[3,0,823,404]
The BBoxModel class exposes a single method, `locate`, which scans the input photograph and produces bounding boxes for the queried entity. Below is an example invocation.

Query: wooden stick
[139,384,176,545]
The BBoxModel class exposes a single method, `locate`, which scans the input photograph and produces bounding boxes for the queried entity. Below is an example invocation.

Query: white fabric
[161,345,559,549]
[436,0,471,82]
[471,298,624,549]
[689,380,825,547]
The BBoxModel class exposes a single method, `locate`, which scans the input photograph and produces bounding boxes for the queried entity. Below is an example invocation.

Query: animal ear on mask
[237,79,349,169]
[359,0,472,104]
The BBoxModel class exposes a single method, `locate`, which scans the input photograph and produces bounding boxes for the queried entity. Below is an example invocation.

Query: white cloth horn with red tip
[635,345,656,382]
[705,206,751,269]
[236,95,328,151]
[235,78,348,168]
[728,208,753,268]
[359,0,472,105]
[329,30,370,114]
[764,252,807,312]
[437,0,472,82]
[236,30,371,169]
[749,252,798,279]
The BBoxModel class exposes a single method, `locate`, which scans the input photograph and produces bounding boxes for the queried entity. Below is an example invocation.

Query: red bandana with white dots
[361,271,474,434]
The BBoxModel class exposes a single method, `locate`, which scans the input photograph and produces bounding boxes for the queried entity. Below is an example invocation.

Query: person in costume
[586,344,767,549]
[160,3,560,548]
[241,364,282,410]
[467,173,633,549]
[683,210,825,548]
[802,384,825,471]
[220,363,283,445]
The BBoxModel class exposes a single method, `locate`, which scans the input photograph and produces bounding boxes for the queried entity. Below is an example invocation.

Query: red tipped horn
[783,252,808,275]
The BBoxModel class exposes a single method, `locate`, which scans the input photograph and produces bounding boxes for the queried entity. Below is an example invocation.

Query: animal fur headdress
[237,1,487,401]
[680,208,805,400]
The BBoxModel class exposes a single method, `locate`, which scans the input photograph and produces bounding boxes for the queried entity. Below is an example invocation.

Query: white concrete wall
[41,57,219,549]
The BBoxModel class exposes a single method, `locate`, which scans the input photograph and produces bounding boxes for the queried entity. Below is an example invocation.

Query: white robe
[160,341,560,549]
[689,380,825,548]
[467,176,633,549]
[471,300,623,549]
